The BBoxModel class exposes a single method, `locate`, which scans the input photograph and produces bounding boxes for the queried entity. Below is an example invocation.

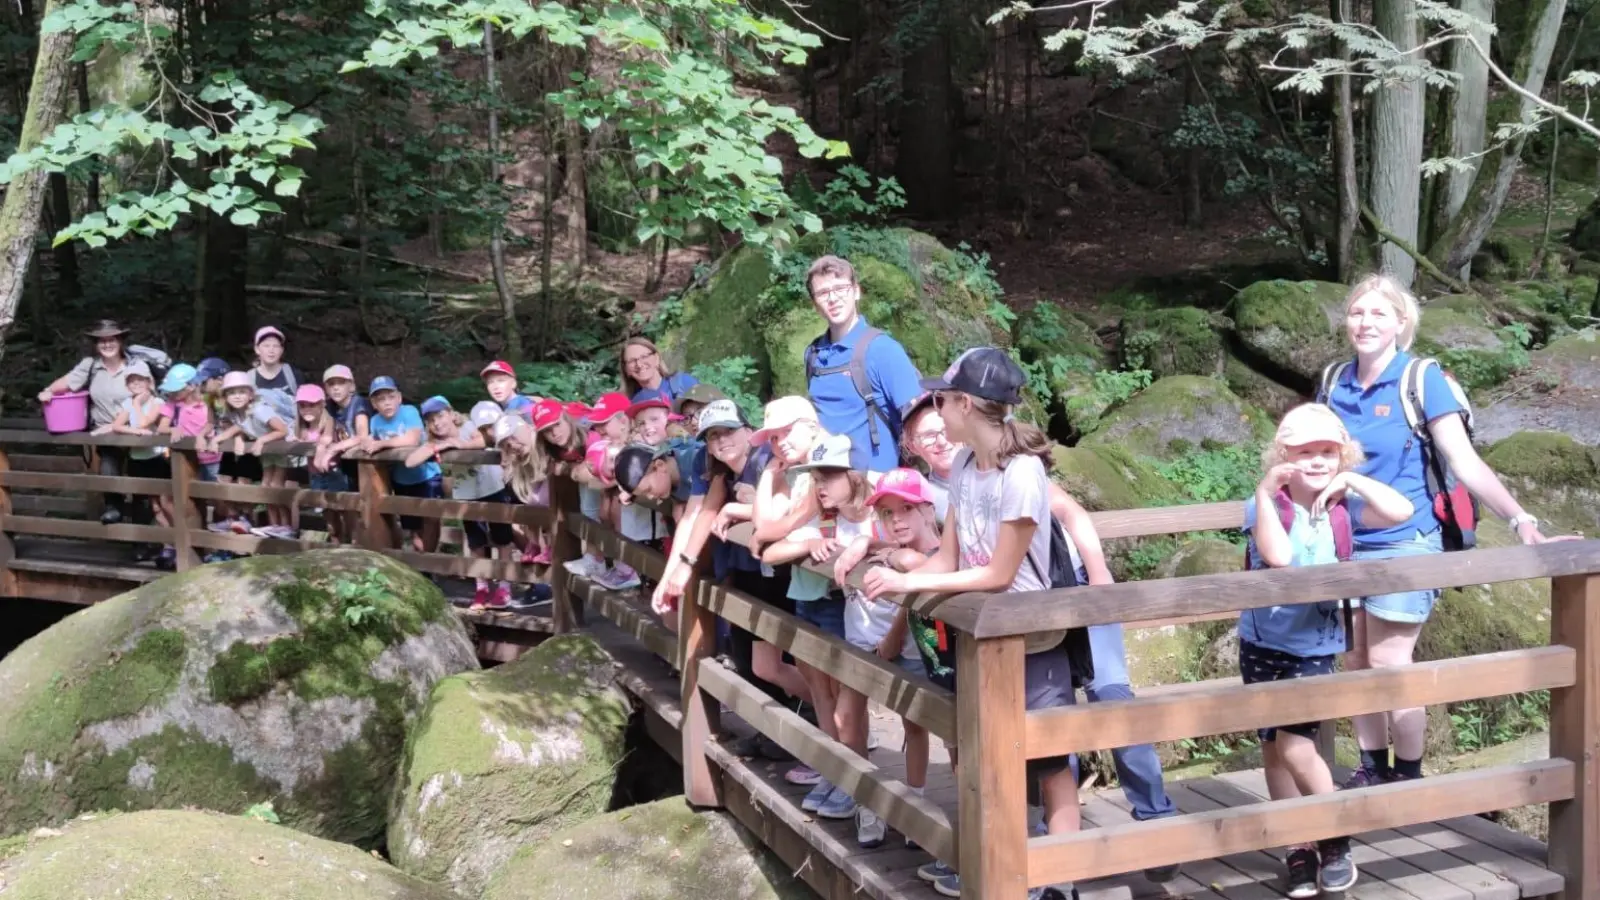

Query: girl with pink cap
[312,364,372,543]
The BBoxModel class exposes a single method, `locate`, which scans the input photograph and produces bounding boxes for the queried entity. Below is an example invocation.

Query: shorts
[579,484,603,521]
[261,454,292,471]
[392,476,444,531]
[340,459,360,486]
[1239,640,1335,741]
[463,488,518,549]
[126,454,171,480]
[197,462,220,483]
[845,635,927,677]
[1354,531,1444,624]
[795,592,846,639]
[1023,645,1080,779]
[219,452,263,482]
[310,470,351,493]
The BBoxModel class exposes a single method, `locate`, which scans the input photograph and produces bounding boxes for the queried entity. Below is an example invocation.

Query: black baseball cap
[919,347,1026,404]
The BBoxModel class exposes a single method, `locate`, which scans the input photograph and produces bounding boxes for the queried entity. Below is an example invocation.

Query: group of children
[595,346,1405,900]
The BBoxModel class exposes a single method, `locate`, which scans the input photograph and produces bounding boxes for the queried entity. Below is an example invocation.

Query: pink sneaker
[530,546,552,565]
[784,764,822,786]
[491,584,513,608]
[468,584,491,610]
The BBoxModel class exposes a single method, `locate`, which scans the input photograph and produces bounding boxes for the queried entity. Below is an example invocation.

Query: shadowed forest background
[3,0,1600,791]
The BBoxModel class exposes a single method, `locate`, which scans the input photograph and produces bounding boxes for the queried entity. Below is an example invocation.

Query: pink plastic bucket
[42,391,89,434]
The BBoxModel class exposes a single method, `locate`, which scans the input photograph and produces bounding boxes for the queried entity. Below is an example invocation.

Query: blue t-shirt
[1240,496,1344,657]
[1324,352,1462,544]
[329,396,373,441]
[806,319,923,472]
[370,404,440,485]
[503,395,535,418]
[695,444,773,578]
[667,437,704,504]
[657,372,699,404]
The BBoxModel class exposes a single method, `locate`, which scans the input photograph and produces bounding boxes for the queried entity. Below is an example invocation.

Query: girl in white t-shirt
[863,348,1081,900]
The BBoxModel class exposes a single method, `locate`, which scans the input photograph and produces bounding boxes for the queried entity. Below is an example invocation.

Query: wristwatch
[677,552,696,566]
[1508,513,1539,531]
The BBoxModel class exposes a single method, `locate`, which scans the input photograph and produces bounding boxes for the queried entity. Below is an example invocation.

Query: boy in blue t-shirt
[363,376,443,552]
[1243,403,1413,900]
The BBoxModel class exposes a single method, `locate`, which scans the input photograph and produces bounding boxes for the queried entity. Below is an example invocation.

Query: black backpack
[1025,518,1097,688]
[804,327,893,456]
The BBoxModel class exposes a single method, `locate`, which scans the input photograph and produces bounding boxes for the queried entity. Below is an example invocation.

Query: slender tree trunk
[74,62,98,212]
[1537,8,1592,269]
[1433,0,1492,256]
[562,117,586,274]
[1182,65,1204,228]
[896,2,955,217]
[1370,0,1425,286]
[190,209,209,350]
[483,21,521,362]
[0,0,73,361]
[1438,0,1568,276]
[47,172,80,299]
[1331,0,1361,280]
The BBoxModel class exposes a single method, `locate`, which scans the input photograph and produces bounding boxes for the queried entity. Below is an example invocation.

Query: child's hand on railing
[807,536,838,564]
[832,538,869,586]
[234,437,247,457]
[249,439,267,456]
[861,565,907,601]
[711,507,739,540]
[90,424,112,436]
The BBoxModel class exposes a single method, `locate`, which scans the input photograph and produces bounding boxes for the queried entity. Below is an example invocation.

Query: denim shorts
[795,593,847,639]
[846,635,927,677]
[1239,640,1335,741]
[1354,531,1444,624]
[579,484,603,521]
[197,462,220,483]
[310,470,350,493]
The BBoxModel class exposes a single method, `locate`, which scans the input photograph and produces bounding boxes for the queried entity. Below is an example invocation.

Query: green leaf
[229,208,262,227]
[272,178,301,197]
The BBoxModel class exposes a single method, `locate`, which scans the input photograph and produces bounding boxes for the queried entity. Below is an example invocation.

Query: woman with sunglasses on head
[618,337,699,403]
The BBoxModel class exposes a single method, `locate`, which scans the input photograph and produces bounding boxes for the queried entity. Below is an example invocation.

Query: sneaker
[530,546,552,565]
[483,587,512,610]
[934,873,962,898]
[785,765,822,786]
[867,729,881,752]
[1030,888,1076,900]
[206,520,235,533]
[1144,862,1182,884]
[816,787,856,820]
[513,583,552,609]
[1318,838,1358,892]
[521,545,544,564]
[856,806,886,849]
[918,860,956,883]
[1340,766,1388,790]
[1285,847,1320,899]
[469,584,491,609]
[100,508,123,526]
[229,518,253,534]
[155,547,177,571]
[757,735,795,762]
[563,555,607,578]
[202,550,236,564]
[594,565,642,591]
[724,733,764,757]
[801,779,835,812]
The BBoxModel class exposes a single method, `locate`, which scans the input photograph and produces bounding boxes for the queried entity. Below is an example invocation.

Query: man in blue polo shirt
[801,254,923,472]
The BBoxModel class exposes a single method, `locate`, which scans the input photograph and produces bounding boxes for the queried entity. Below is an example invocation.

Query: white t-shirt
[620,501,669,541]
[948,448,1058,652]
[927,472,951,523]
[449,422,505,500]
[229,400,286,441]
[792,512,918,658]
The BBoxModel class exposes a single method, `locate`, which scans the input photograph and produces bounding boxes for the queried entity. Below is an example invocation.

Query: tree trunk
[74,62,98,212]
[48,172,80,299]
[1437,0,1567,276]
[895,3,955,218]
[1432,0,1493,257]
[0,0,73,362]
[190,209,209,350]
[563,116,586,273]
[1331,0,1361,281]
[1369,0,1426,287]
[483,21,521,362]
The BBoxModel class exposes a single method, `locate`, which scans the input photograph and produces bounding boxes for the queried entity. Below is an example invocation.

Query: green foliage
[348,0,850,247]
[688,356,763,424]
[243,801,281,824]
[1123,537,1180,581]
[1450,691,1549,752]
[1437,323,1534,392]
[1156,443,1263,504]
[519,360,615,404]
[798,165,906,226]
[334,567,394,629]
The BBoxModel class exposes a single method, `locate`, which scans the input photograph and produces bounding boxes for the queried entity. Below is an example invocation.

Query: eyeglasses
[912,429,949,449]
[624,349,657,369]
[811,283,854,302]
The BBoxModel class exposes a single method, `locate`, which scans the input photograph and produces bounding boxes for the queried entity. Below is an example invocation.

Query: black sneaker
[1318,838,1358,893]
[1340,766,1387,790]
[756,735,794,762]
[100,507,123,526]
[723,733,764,757]
[1144,862,1182,884]
[1284,847,1319,899]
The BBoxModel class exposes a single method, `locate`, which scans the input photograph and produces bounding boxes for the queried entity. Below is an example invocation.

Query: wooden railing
[0,426,1595,900]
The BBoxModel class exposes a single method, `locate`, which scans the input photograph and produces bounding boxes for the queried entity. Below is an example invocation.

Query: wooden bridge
[0,427,1594,900]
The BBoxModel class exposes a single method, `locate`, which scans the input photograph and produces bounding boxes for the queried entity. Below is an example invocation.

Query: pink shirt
[162,400,221,464]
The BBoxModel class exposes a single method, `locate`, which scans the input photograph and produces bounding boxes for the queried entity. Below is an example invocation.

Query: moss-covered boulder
[0,549,476,846]
[1571,195,1600,256]
[1480,431,1600,535]
[388,633,631,896]
[1474,330,1600,445]
[1051,445,1180,512]
[1014,303,1108,432]
[1224,357,1302,417]
[482,798,810,900]
[1438,733,1549,840]
[1120,307,1229,379]
[1079,375,1272,461]
[1155,537,1245,579]
[661,227,1002,400]
[0,809,453,900]
[1417,520,1548,668]
[1229,280,1350,384]
[1412,294,1527,392]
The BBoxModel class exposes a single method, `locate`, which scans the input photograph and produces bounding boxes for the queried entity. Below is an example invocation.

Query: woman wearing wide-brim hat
[38,319,139,525]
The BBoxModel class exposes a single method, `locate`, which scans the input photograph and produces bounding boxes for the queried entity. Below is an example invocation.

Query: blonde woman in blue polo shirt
[1325,275,1568,788]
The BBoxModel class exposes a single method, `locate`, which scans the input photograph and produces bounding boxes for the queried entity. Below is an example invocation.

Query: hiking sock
[1358,747,1392,778]
[1392,755,1423,779]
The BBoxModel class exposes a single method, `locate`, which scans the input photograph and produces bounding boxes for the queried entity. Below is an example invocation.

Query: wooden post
[679,575,723,808]
[0,447,19,597]
[1550,573,1599,900]
[957,632,1030,900]
[546,473,581,633]
[169,447,201,571]
[358,458,393,550]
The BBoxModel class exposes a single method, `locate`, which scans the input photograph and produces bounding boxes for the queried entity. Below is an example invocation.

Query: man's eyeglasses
[811,283,854,302]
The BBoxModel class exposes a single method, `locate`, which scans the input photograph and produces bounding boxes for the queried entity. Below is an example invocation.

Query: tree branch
[1361,201,1473,294]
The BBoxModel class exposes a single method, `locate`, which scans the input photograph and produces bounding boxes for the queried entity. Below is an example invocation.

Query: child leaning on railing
[1241,403,1413,899]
